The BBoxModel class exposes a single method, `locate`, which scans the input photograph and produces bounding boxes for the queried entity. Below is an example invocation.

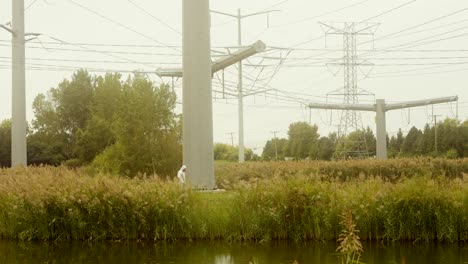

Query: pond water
[1,240,467,264]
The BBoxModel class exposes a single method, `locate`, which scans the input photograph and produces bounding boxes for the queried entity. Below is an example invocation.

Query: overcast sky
[1,0,467,153]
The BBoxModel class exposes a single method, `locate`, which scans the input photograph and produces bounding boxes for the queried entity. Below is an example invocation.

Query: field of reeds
[0,158,467,242]
[215,158,468,189]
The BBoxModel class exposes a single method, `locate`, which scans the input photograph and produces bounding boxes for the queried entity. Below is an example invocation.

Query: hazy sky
[1,0,467,153]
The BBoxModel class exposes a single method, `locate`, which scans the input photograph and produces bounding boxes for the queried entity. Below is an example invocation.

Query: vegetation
[0,120,11,167]
[213,143,258,162]
[0,70,182,176]
[0,70,465,175]
[0,159,467,242]
[337,209,363,264]
[262,119,468,160]
[215,158,468,189]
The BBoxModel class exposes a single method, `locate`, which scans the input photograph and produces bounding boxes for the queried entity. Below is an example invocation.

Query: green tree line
[0,70,466,170]
[213,143,259,162]
[0,70,182,176]
[262,120,468,160]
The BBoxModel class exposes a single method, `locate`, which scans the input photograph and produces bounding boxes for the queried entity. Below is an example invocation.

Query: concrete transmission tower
[320,22,379,157]
[159,2,265,188]
[308,96,458,160]
[1,0,39,167]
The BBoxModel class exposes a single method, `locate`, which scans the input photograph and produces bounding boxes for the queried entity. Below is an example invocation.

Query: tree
[462,120,468,157]
[0,120,11,167]
[55,70,94,136]
[315,133,337,160]
[419,124,434,155]
[388,129,405,157]
[287,122,319,159]
[214,143,256,161]
[401,126,423,156]
[30,70,94,162]
[92,74,181,176]
[28,71,182,176]
[214,143,231,161]
[388,135,398,158]
[262,138,288,160]
[76,73,123,163]
[435,118,467,157]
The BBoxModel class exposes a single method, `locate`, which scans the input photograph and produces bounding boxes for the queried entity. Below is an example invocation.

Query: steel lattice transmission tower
[320,22,379,157]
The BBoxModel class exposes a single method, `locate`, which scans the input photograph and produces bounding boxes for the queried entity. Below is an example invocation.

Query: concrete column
[12,0,27,167]
[375,99,387,160]
[182,0,215,189]
[237,9,245,163]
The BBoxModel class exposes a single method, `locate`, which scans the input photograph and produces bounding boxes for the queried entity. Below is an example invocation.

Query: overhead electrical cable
[127,0,181,36]
[67,0,179,52]
[359,0,417,23]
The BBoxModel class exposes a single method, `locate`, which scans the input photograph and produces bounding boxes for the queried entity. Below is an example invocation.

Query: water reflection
[0,240,467,264]
[214,254,234,264]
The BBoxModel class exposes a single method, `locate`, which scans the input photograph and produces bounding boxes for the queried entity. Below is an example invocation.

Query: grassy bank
[0,161,467,242]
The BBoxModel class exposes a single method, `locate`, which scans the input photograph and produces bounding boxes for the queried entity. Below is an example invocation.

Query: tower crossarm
[308,102,375,112]
[212,40,266,73]
[155,40,266,78]
[385,96,458,111]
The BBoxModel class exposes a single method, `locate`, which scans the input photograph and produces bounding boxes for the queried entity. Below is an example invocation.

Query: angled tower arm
[385,96,458,111]
[156,40,266,78]
[0,24,14,34]
[212,40,265,73]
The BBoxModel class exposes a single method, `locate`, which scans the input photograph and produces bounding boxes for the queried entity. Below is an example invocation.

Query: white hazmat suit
[177,165,186,184]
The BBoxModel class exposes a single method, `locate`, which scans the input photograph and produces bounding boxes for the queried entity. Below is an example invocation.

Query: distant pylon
[320,22,379,158]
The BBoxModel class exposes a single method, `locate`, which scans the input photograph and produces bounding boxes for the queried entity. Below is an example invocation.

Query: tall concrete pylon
[182,0,215,189]
[12,0,27,167]
[162,3,265,188]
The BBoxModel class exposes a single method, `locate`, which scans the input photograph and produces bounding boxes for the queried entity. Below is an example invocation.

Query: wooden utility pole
[271,131,279,160]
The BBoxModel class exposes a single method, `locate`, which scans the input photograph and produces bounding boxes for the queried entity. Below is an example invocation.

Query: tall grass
[215,158,468,189]
[0,161,467,242]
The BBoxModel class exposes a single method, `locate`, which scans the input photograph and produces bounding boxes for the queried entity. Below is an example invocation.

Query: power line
[270,0,370,29]
[260,0,293,11]
[41,35,166,69]
[360,26,468,58]
[368,66,468,78]
[281,0,415,50]
[283,6,468,64]
[126,0,181,36]
[361,7,468,46]
[268,46,468,53]
[370,63,463,75]
[25,0,40,11]
[0,56,179,65]
[369,18,468,44]
[271,61,468,68]
[276,28,468,67]
[0,62,154,73]
[261,55,468,61]
[265,0,374,49]
[0,39,181,48]
[0,43,182,56]
[359,0,417,23]
[67,0,178,52]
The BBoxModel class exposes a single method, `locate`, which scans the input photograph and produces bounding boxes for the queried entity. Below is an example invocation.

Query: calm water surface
[1,240,467,264]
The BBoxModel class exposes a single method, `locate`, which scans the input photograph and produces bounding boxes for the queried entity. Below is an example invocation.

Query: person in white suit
[177,165,186,184]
